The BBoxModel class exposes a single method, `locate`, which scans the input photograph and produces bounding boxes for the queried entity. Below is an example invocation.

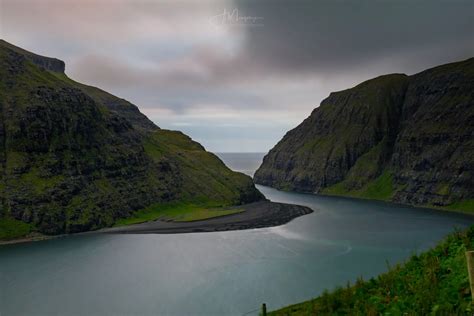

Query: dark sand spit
[101,201,313,234]
[0,202,313,245]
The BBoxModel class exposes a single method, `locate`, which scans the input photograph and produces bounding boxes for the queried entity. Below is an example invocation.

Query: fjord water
[1,153,473,315]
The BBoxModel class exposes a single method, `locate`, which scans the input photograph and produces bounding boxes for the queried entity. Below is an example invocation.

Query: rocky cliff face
[254,58,474,212]
[0,39,65,73]
[0,40,263,236]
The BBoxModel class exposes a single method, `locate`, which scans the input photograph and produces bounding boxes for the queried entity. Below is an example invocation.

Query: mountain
[254,58,474,212]
[0,40,263,238]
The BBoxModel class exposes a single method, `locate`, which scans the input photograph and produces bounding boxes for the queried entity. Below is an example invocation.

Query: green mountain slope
[270,226,474,315]
[0,40,263,239]
[254,58,474,212]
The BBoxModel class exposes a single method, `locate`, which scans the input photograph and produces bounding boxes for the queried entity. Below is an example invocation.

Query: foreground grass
[114,202,244,226]
[270,226,474,315]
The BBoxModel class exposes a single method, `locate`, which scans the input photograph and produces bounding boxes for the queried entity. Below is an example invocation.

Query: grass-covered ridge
[143,130,261,205]
[270,226,474,315]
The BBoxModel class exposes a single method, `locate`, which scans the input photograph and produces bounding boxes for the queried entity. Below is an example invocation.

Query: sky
[0,0,473,152]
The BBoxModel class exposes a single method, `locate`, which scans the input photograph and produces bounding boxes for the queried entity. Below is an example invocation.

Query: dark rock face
[27,54,65,73]
[0,40,264,235]
[390,60,474,207]
[0,39,65,73]
[254,58,474,210]
[75,83,159,132]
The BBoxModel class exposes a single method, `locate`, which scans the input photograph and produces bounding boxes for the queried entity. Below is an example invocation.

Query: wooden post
[466,251,474,301]
[261,303,267,316]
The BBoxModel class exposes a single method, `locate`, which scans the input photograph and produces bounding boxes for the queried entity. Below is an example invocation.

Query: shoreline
[100,201,313,234]
[0,234,57,246]
[0,201,313,245]
[255,184,474,217]
[318,193,474,217]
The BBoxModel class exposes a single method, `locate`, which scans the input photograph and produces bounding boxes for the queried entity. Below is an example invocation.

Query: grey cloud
[70,0,474,111]
[71,54,267,113]
[235,0,474,76]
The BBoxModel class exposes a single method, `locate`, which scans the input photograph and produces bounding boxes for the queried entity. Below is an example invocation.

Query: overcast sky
[1,0,473,152]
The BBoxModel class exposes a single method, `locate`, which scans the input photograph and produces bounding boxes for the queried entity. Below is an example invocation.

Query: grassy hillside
[270,226,474,315]
[0,40,263,241]
[255,58,474,213]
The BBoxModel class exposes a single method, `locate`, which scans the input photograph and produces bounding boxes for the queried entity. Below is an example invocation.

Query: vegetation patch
[0,217,33,240]
[356,171,394,200]
[323,171,394,201]
[114,202,244,226]
[322,181,350,196]
[21,168,65,194]
[270,226,474,315]
[445,199,474,213]
[436,183,451,196]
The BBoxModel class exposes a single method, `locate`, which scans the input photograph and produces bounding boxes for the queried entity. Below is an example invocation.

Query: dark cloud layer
[236,0,474,75]
[72,0,474,109]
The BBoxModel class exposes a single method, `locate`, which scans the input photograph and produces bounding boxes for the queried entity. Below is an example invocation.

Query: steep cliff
[0,40,263,238]
[254,58,474,212]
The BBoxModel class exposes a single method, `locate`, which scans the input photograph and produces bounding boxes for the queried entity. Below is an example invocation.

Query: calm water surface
[1,153,473,315]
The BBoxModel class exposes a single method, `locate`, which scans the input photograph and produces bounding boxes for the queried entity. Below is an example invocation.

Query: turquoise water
[1,153,472,315]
